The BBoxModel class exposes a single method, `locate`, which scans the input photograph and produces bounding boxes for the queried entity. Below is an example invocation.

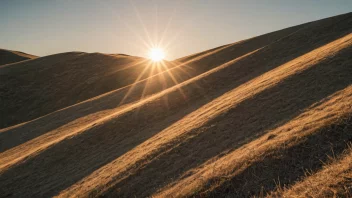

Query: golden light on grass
[148,47,165,61]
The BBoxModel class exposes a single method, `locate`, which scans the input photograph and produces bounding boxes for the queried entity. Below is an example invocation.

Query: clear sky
[1,0,351,60]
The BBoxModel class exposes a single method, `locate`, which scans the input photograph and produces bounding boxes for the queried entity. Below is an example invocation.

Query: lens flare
[149,48,165,61]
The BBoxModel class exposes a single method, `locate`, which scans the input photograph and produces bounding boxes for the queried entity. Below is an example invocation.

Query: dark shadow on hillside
[1,12,350,152]
[202,115,352,197]
[0,14,351,198]
[102,46,352,197]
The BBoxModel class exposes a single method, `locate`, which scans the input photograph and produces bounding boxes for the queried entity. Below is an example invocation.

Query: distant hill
[0,12,351,198]
[0,49,37,66]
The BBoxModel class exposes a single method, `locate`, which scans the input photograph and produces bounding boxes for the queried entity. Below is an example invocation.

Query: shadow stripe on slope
[59,34,351,197]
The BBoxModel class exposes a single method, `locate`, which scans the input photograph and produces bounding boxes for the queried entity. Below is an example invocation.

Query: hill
[0,49,37,66]
[0,52,177,128]
[0,12,351,197]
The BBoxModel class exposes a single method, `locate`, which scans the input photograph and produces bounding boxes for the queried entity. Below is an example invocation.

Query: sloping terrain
[0,48,37,66]
[0,12,351,198]
[0,19,310,129]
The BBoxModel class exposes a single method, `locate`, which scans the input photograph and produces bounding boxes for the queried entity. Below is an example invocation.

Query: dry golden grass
[155,86,352,197]
[0,12,351,198]
[269,142,352,197]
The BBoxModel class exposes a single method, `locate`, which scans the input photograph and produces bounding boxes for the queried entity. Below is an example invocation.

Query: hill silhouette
[0,12,351,197]
[0,49,37,66]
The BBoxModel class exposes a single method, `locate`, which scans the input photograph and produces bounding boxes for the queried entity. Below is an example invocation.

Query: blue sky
[1,0,351,60]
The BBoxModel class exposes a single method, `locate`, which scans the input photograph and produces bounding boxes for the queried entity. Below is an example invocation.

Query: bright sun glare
[149,48,165,61]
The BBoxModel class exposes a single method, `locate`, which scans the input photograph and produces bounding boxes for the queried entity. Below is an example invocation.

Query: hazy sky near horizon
[1,0,351,60]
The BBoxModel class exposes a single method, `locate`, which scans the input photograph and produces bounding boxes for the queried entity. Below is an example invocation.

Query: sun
[149,48,165,62]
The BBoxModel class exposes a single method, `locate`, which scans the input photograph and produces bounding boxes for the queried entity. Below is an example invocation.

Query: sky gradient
[1,0,351,60]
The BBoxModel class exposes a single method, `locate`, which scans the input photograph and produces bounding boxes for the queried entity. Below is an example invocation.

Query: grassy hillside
[0,49,37,66]
[0,20,311,130]
[0,12,351,197]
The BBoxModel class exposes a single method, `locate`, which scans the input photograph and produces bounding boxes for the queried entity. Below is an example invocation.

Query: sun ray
[167,61,209,100]
[119,16,152,50]
[97,1,152,50]
[133,61,159,115]
[163,16,197,50]
[154,3,159,48]
[160,61,187,101]
[168,61,196,76]
[140,62,157,100]
[156,64,170,109]
[158,7,176,47]
[130,0,154,49]
[119,60,153,105]
[106,58,149,76]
